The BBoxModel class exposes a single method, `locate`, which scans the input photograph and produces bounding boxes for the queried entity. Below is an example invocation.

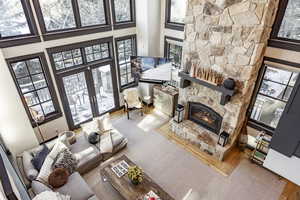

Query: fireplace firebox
[188,102,222,135]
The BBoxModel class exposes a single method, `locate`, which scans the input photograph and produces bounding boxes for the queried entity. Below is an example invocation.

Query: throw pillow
[32,191,71,200]
[53,149,78,174]
[96,113,113,133]
[48,141,68,160]
[57,133,71,148]
[87,132,100,144]
[48,168,69,188]
[31,145,50,171]
[81,120,100,137]
[36,156,54,185]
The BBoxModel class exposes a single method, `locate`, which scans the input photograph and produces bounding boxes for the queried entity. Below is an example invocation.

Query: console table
[153,85,179,117]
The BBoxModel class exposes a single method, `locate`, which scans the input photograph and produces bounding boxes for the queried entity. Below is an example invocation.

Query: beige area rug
[83,113,286,200]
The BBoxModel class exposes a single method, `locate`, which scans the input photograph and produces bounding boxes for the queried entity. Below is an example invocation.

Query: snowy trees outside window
[114,0,131,22]
[278,0,300,41]
[39,0,76,31]
[78,0,106,27]
[169,0,187,24]
[0,0,30,37]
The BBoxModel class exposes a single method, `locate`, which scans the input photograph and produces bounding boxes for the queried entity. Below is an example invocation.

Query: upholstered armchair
[123,88,143,119]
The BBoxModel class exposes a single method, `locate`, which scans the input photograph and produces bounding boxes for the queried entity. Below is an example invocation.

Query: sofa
[17,129,128,200]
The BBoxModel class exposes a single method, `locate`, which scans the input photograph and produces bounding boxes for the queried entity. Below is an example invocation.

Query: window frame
[32,0,112,41]
[165,0,185,31]
[47,36,115,75]
[164,36,183,68]
[6,53,62,127]
[247,57,300,136]
[268,0,300,51]
[114,34,137,90]
[111,0,136,29]
[0,0,40,48]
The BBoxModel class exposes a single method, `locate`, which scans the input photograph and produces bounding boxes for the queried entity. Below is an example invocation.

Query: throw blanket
[99,131,113,153]
[33,191,70,200]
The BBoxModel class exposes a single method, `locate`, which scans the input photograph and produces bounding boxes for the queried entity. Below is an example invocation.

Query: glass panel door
[62,72,93,127]
[91,64,116,114]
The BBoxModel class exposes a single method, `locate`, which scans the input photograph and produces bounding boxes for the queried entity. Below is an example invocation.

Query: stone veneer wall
[180,0,279,146]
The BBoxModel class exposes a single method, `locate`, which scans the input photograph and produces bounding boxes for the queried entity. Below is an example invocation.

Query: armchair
[123,88,143,119]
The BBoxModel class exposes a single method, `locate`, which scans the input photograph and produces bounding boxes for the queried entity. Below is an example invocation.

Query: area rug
[83,113,286,200]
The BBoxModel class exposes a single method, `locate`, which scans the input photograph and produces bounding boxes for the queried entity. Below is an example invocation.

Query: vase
[130,179,140,185]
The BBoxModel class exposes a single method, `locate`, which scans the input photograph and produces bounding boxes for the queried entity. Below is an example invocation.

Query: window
[0,0,40,47]
[111,0,135,29]
[7,53,61,126]
[249,60,299,133]
[52,49,83,70]
[85,42,110,63]
[48,37,113,74]
[269,0,300,50]
[33,0,111,40]
[78,0,107,27]
[165,0,187,31]
[115,35,137,88]
[39,0,76,31]
[165,36,183,68]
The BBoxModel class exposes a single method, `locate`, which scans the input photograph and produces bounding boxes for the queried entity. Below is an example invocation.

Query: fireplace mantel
[178,72,235,105]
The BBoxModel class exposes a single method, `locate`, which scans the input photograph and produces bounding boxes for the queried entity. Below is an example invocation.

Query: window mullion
[72,0,82,28]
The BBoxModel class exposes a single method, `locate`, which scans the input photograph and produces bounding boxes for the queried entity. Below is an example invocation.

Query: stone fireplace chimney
[178,0,279,158]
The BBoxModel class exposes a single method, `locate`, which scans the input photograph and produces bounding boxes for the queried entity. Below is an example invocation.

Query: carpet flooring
[83,111,286,200]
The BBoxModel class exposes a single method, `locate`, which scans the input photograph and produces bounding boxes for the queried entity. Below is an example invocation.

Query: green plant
[127,166,143,184]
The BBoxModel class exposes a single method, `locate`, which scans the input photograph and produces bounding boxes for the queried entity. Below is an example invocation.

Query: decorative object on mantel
[188,63,224,86]
[222,78,236,90]
[218,131,229,147]
[174,104,184,123]
[128,165,143,185]
[178,72,235,105]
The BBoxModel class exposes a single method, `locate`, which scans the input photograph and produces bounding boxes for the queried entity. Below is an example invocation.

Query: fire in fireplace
[188,102,223,134]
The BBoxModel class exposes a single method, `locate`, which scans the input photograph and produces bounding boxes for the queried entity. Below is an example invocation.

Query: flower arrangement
[127,166,143,185]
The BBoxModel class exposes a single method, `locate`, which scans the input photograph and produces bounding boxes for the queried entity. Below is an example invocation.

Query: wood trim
[6,53,62,128]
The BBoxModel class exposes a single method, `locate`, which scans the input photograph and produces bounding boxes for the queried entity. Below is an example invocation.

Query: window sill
[268,39,300,52]
[42,25,112,41]
[0,35,41,48]
[165,23,185,31]
[247,120,275,136]
[113,22,136,30]
[31,112,63,128]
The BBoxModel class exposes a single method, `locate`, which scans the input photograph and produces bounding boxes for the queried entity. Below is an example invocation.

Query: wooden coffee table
[100,155,175,200]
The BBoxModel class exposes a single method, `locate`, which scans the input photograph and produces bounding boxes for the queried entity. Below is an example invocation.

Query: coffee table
[100,155,175,200]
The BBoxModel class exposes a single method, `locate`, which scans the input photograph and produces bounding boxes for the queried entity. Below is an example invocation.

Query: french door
[58,62,119,129]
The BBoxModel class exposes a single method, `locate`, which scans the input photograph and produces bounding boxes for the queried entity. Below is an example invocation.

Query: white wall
[0,50,39,156]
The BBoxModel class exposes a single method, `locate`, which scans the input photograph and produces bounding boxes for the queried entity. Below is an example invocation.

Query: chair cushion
[48,168,69,188]
[55,172,94,200]
[31,145,50,171]
[123,88,141,108]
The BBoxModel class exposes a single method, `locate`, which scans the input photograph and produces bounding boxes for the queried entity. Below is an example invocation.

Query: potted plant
[127,166,143,185]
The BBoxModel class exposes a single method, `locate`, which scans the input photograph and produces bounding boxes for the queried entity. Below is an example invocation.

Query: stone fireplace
[188,102,222,135]
[170,0,279,160]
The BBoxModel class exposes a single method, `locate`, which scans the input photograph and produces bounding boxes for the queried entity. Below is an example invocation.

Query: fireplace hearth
[188,102,222,135]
